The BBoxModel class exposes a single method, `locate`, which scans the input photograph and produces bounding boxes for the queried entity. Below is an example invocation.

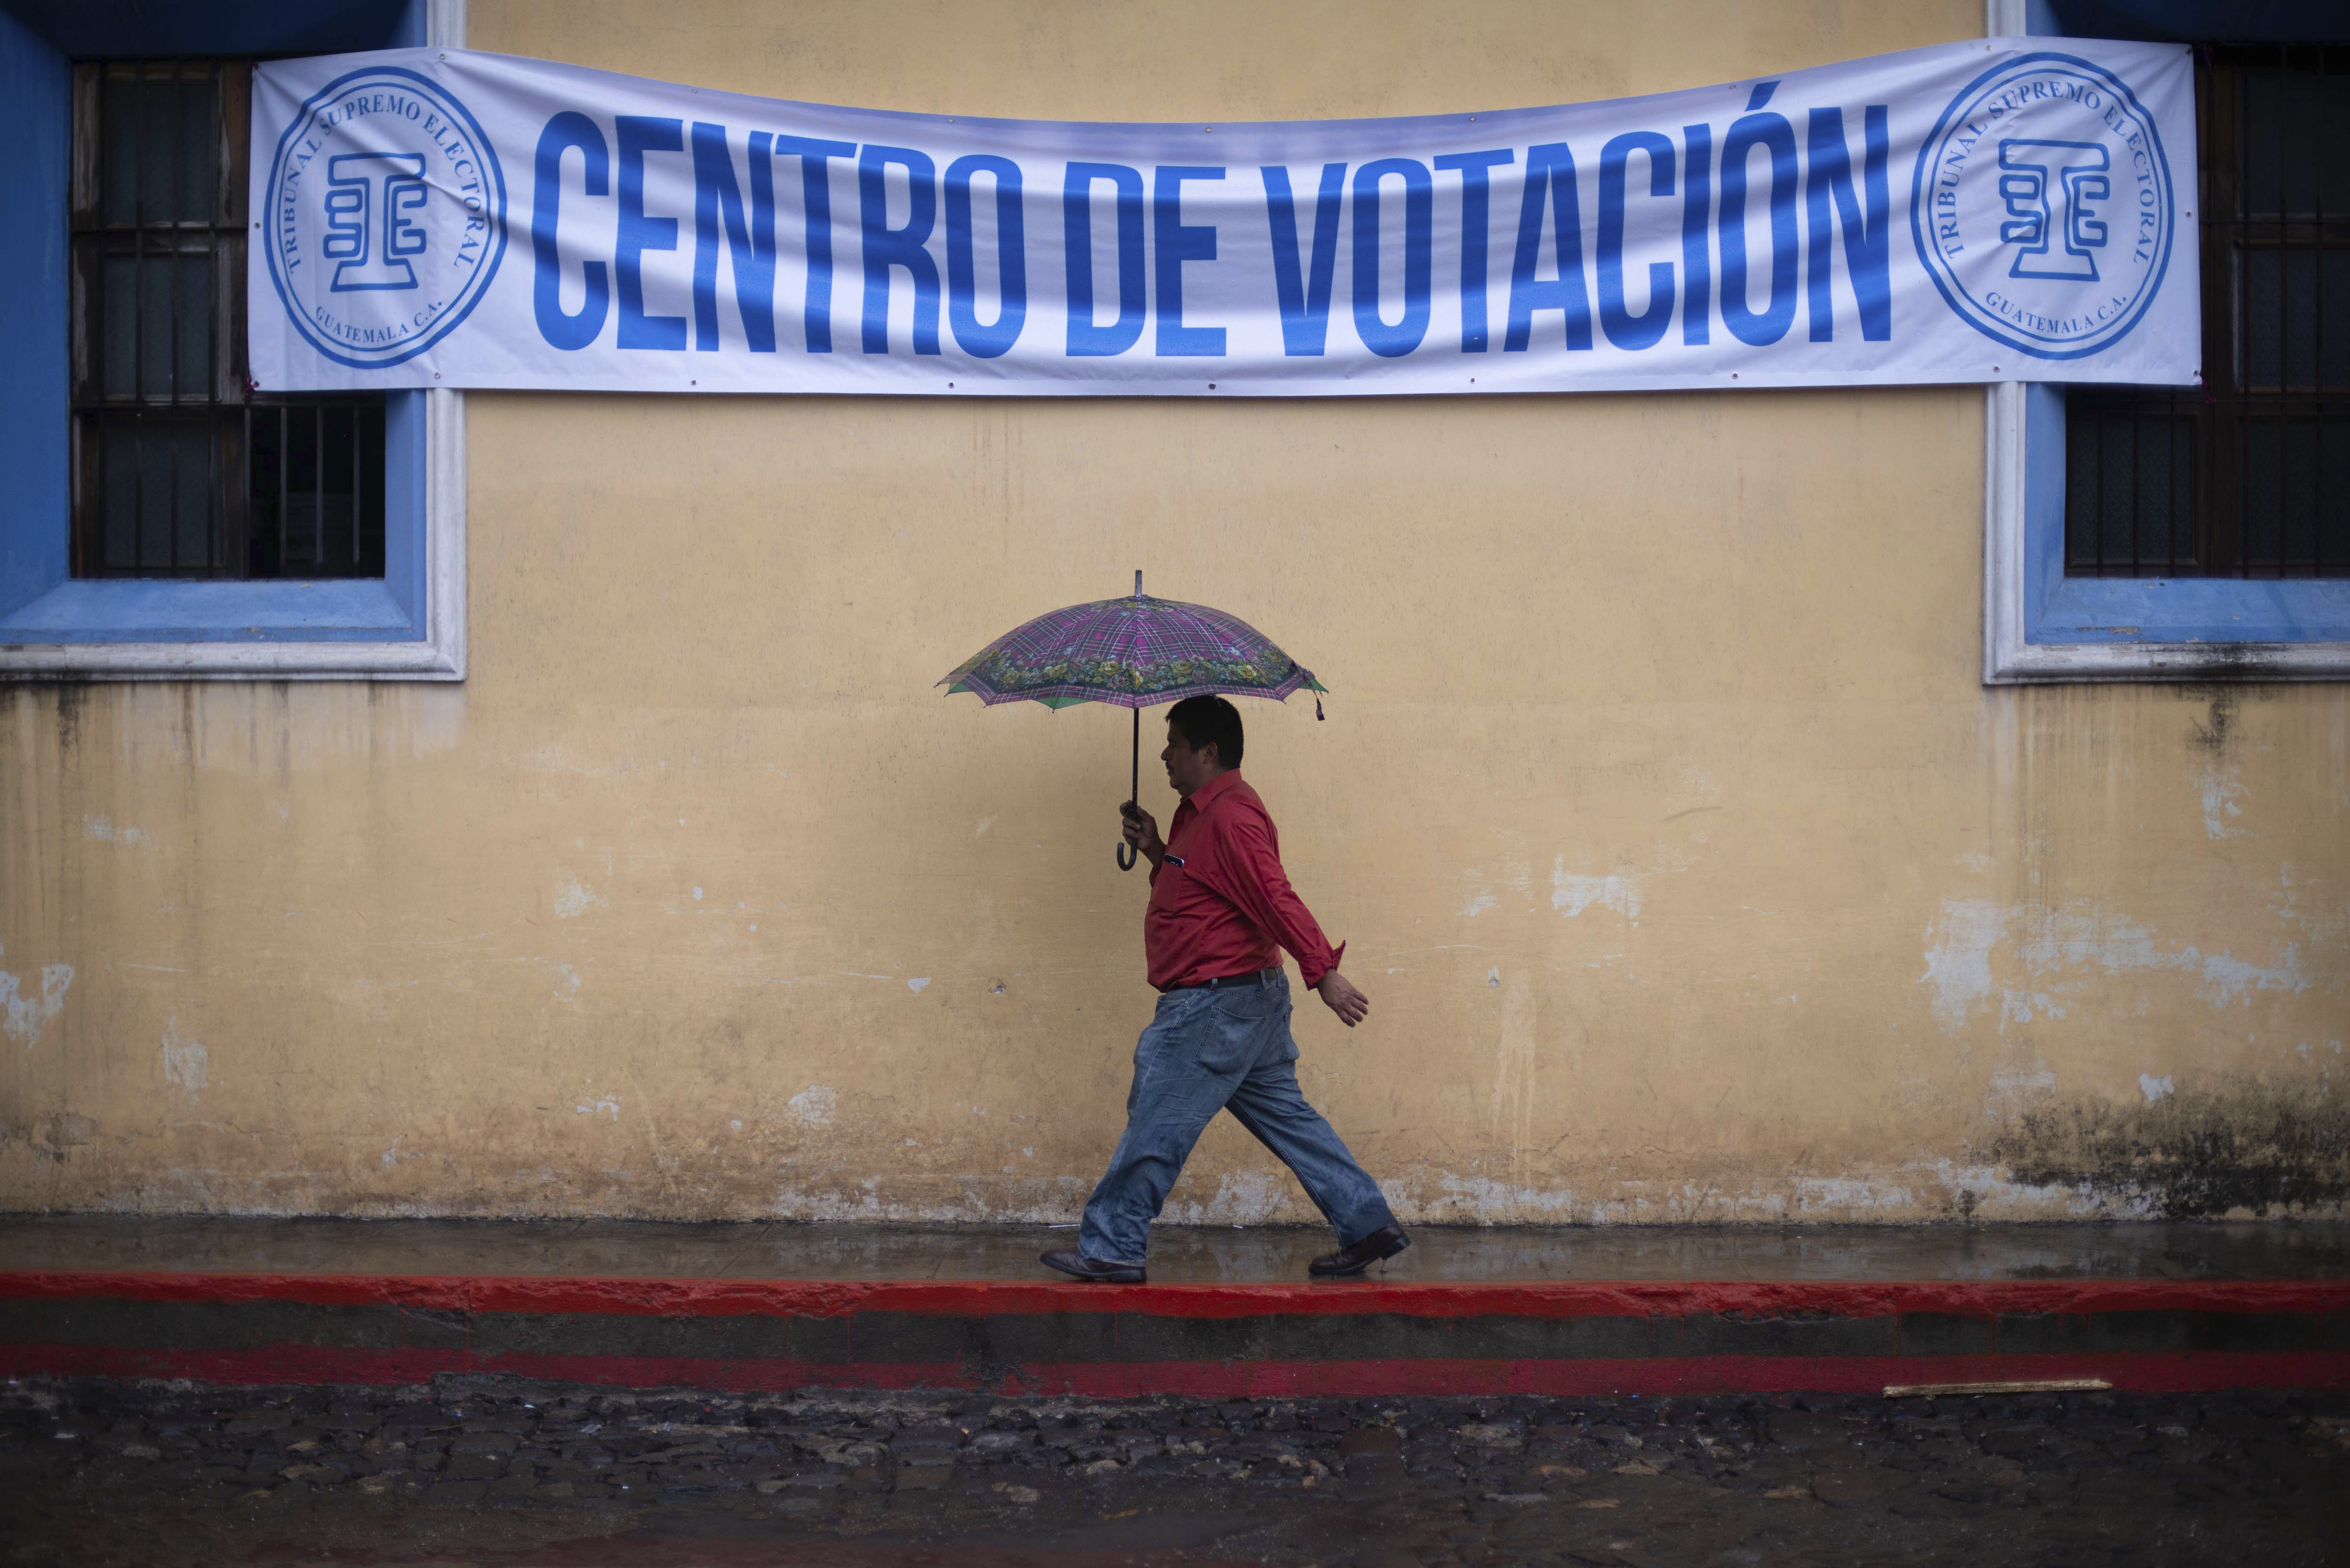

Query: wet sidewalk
[7,1214,2350,1283]
[5,1216,2348,1400]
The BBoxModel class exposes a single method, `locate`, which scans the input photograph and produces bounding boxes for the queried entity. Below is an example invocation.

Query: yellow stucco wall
[3,0,2345,1225]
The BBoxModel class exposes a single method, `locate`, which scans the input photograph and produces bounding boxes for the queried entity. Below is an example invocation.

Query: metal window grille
[2065,44,2349,578]
[68,60,385,580]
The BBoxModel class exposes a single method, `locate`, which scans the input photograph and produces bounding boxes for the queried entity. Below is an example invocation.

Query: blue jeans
[1077,971,1399,1266]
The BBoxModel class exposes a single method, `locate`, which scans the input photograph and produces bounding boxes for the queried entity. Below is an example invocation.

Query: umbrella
[941,571,1326,869]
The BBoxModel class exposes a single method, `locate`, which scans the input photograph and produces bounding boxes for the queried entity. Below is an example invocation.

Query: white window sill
[0,391,465,681]
[1982,382,2350,684]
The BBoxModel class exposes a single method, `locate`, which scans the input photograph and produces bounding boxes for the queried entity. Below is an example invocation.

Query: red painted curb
[4,1270,2348,1319]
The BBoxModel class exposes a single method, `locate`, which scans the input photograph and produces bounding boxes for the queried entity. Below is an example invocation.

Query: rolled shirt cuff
[1300,940,1345,990]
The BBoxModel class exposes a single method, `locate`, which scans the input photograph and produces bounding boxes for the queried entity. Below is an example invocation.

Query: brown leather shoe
[1040,1248,1145,1283]
[1308,1225,1410,1277]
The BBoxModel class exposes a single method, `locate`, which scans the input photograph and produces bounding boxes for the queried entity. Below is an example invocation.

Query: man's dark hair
[1166,694,1244,768]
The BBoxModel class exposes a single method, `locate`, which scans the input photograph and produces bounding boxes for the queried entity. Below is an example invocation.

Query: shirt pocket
[1145,857,1193,914]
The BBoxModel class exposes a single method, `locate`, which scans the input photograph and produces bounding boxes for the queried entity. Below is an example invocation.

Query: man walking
[1041,695,1410,1283]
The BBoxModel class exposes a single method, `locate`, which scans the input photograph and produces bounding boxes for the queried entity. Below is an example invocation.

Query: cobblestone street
[4,1376,2344,1566]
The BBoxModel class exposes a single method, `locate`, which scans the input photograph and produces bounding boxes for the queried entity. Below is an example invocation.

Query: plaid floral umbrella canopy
[942,572,1326,869]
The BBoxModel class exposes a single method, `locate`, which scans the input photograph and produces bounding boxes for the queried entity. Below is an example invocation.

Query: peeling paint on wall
[1430,1171,1582,1220]
[553,876,608,918]
[1549,846,1690,921]
[1922,898,2011,1033]
[787,1086,837,1127]
[0,946,73,1045]
[2190,690,2251,841]
[2197,951,2307,1006]
[160,1017,207,1098]
[2200,770,2247,840]
[1164,1169,1288,1225]
[1488,974,1539,1154]
[1922,896,2323,1037]
[26,1113,96,1163]
[1551,864,1642,918]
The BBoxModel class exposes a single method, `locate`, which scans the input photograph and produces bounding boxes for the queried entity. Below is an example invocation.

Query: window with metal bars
[2065,43,2349,578]
[69,59,385,581]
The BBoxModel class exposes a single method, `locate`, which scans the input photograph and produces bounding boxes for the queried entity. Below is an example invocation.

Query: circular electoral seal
[1911,52,2175,360]
[264,65,507,370]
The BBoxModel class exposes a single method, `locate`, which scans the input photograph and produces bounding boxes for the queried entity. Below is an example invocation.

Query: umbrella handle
[1117,702,1140,872]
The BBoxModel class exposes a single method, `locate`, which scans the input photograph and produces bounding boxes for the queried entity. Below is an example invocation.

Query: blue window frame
[0,0,462,679]
[1994,0,2350,677]
[2025,385,2350,645]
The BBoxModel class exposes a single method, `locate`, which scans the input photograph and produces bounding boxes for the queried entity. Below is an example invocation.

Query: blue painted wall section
[0,6,70,623]
[383,385,429,626]
[0,0,430,647]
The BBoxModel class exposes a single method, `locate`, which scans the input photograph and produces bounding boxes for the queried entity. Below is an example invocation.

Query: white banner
[249,39,2197,397]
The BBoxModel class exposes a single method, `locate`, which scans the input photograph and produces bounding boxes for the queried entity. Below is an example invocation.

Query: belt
[1163,966,1282,994]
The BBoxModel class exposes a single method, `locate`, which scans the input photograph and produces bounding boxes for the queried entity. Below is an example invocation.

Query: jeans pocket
[1192,992,1269,1075]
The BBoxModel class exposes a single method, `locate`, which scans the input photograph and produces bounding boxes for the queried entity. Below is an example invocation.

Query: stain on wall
[1990,1079,2350,1218]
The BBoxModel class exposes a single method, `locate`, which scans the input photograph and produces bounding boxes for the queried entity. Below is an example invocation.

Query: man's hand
[1120,801,1165,866]
[1314,970,1370,1028]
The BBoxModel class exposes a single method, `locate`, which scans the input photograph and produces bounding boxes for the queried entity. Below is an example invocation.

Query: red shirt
[1144,770,1345,991]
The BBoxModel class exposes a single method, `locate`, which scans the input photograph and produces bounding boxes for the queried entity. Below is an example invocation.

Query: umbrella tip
[1134,569,1143,599]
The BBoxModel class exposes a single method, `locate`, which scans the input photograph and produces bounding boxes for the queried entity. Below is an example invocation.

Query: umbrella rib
[1112,595,1154,707]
